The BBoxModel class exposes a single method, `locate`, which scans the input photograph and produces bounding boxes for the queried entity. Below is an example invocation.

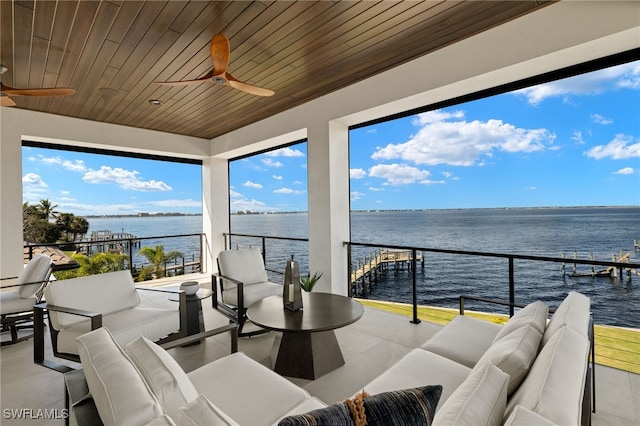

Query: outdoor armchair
[33,269,187,372]
[0,254,53,345]
[213,247,281,337]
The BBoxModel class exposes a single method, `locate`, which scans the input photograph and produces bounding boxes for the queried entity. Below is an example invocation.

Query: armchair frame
[34,286,187,373]
[212,272,270,337]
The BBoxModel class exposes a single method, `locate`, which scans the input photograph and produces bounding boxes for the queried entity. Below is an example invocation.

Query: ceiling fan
[0,65,76,107]
[156,34,275,97]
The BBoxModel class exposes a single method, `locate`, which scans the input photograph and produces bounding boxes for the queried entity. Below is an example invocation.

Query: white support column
[0,116,26,279]
[202,156,230,273]
[307,121,350,295]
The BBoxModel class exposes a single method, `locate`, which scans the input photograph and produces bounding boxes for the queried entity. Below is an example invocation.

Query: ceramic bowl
[180,281,200,295]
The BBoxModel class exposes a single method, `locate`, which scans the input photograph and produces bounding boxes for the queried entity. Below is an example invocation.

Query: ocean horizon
[84,206,640,328]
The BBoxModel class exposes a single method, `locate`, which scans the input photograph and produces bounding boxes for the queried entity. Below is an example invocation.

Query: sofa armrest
[161,323,238,353]
[33,302,102,373]
[136,286,188,339]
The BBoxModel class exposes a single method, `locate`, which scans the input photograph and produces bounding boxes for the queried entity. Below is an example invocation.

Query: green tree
[38,198,59,220]
[138,245,183,279]
[56,213,75,241]
[54,252,129,279]
[69,216,89,241]
[23,203,60,243]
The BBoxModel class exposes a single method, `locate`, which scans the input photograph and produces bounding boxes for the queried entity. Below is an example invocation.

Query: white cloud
[351,191,365,201]
[591,113,613,125]
[368,187,384,192]
[151,199,201,208]
[350,168,366,179]
[229,189,243,198]
[272,175,282,180]
[614,167,635,175]
[230,198,269,212]
[243,180,263,189]
[515,61,639,105]
[368,163,430,185]
[571,131,585,145]
[585,134,640,160]
[261,158,283,168]
[265,147,305,157]
[40,155,87,172]
[22,173,49,201]
[82,166,172,191]
[274,187,305,195]
[372,110,554,166]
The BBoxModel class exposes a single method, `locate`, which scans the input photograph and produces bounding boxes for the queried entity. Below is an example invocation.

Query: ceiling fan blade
[226,73,275,97]
[155,70,214,86]
[0,96,16,107]
[211,34,230,76]
[1,86,75,97]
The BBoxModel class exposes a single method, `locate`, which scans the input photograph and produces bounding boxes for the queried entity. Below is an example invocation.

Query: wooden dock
[74,230,140,255]
[562,251,639,279]
[351,249,423,296]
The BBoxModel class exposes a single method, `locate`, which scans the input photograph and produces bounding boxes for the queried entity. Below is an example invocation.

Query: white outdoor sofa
[63,291,592,426]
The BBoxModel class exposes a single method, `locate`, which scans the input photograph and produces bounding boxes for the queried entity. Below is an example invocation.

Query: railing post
[411,248,421,324]
[509,257,515,317]
[262,237,266,266]
[347,242,353,297]
[128,238,133,271]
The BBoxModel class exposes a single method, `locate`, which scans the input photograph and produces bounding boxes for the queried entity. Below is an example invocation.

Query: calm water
[88,207,640,328]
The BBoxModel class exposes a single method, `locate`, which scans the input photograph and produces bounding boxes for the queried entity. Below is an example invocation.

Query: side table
[168,288,213,345]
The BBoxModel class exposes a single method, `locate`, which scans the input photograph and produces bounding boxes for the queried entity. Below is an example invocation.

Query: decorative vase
[283,255,303,311]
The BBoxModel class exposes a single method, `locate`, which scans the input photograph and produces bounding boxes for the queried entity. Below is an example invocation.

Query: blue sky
[23,60,639,215]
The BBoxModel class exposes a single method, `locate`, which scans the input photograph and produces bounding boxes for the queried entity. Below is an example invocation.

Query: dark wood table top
[246,292,363,333]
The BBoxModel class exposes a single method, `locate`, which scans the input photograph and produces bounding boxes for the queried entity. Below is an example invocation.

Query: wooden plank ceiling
[1,1,551,140]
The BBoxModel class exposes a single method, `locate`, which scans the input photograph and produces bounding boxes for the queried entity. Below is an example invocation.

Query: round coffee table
[246,292,363,379]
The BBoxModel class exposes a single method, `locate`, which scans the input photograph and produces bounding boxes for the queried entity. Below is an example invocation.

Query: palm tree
[138,245,183,278]
[38,198,59,220]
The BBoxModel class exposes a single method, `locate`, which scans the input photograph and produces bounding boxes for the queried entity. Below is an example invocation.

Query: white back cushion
[433,362,509,426]
[493,301,549,343]
[543,291,590,345]
[475,324,542,395]
[46,270,140,329]
[76,327,163,426]
[218,248,268,290]
[506,326,589,426]
[126,336,198,422]
[17,254,52,298]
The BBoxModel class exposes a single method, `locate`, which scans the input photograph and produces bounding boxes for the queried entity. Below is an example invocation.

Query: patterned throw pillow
[278,385,442,426]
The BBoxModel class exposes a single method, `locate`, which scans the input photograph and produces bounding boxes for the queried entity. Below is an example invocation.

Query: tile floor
[1,298,638,425]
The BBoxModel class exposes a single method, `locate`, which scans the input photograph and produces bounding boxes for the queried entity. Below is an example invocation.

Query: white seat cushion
[0,292,37,314]
[358,348,471,410]
[506,326,589,426]
[273,397,328,425]
[422,315,501,368]
[57,307,179,355]
[433,362,509,426]
[493,301,549,343]
[126,336,199,422]
[75,327,163,426]
[503,405,558,426]
[178,394,239,426]
[188,352,312,426]
[543,291,590,346]
[475,324,542,395]
[221,281,282,307]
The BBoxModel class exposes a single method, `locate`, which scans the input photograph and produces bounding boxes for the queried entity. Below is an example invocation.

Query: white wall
[2,1,638,284]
